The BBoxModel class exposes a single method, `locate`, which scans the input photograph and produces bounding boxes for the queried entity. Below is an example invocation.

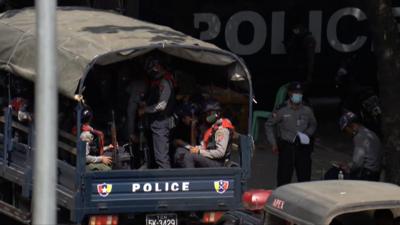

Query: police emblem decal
[97,183,112,197]
[214,180,229,194]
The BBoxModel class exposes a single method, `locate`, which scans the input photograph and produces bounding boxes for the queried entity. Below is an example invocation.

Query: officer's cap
[81,107,93,123]
[203,99,221,113]
[339,111,358,130]
[177,102,197,117]
[288,81,304,92]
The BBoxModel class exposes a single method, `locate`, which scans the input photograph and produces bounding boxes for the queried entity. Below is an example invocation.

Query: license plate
[146,213,178,225]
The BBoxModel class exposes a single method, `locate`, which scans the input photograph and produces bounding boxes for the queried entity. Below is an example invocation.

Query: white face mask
[291,93,303,104]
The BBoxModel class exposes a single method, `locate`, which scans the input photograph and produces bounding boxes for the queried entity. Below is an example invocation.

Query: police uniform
[350,126,381,181]
[175,118,233,168]
[265,100,317,186]
[80,131,111,171]
[145,75,176,169]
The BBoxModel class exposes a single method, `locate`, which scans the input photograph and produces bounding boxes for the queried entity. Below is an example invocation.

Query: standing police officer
[339,111,382,181]
[139,57,176,169]
[265,81,317,186]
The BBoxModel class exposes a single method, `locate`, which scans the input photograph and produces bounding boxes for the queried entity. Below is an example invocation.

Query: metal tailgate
[75,167,242,220]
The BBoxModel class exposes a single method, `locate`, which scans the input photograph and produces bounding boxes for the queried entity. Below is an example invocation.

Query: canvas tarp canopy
[0,7,250,98]
[265,180,400,225]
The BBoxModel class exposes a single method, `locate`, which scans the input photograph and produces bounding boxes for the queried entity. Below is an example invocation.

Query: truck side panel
[75,168,242,222]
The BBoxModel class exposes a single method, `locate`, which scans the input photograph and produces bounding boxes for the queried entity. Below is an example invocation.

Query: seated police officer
[339,111,382,181]
[75,106,107,152]
[71,104,115,158]
[174,99,234,168]
[80,131,113,171]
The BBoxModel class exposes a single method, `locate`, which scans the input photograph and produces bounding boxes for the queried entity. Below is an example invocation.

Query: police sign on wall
[138,1,397,106]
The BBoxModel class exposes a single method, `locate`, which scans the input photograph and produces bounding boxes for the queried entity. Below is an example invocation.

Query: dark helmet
[203,99,221,113]
[144,57,163,80]
[177,102,198,118]
[287,81,304,92]
[339,111,358,130]
[81,107,93,123]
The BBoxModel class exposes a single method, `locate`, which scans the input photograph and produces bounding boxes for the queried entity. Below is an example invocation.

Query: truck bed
[0,117,252,224]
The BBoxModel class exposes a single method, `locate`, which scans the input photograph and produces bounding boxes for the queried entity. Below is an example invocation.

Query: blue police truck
[0,7,254,225]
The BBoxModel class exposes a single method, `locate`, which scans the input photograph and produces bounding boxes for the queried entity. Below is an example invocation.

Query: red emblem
[214,180,229,194]
[97,183,112,197]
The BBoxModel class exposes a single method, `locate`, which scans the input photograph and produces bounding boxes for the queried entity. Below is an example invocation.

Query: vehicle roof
[264,180,400,225]
[0,7,249,98]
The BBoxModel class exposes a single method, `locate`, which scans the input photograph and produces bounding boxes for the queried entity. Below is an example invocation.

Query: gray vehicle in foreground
[219,180,400,225]
[0,7,254,225]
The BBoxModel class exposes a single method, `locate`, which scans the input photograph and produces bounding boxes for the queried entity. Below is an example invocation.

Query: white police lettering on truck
[132,182,190,193]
